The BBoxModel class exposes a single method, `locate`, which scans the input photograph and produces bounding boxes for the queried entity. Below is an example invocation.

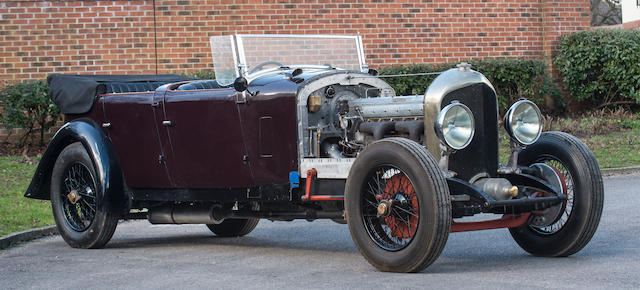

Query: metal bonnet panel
[423,66,497,160]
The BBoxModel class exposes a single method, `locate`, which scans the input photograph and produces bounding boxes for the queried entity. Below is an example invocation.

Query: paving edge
[0,225,58,250]
[601,166,640,177]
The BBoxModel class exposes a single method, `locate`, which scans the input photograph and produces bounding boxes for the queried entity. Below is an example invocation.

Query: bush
[0,80,60,146]
[185,69,216,79]
[378,59,561,112]
[554,29,640,108]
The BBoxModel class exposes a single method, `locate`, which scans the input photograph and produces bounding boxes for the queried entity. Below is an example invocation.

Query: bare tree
[591,0,622,26]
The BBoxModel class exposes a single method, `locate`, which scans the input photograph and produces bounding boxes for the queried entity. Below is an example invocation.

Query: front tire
[206,218,259,237]
[345,138,451,273]
[50,142,119,248]
[510,132,604,256]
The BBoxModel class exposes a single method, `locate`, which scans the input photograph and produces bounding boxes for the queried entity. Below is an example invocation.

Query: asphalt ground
[1,173,639,289]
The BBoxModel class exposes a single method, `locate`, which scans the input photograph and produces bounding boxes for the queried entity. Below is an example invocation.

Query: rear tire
[345,138,451,273]
[206,218,259,237]
[509,132,604,257]
[50,142,119,249]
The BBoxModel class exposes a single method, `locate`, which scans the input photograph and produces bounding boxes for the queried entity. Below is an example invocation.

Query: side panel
[102,92,172,188]
[162,89,253,188]
[238,81,298,185]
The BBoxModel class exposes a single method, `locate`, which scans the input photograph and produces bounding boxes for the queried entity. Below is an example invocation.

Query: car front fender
[24,119,125,212]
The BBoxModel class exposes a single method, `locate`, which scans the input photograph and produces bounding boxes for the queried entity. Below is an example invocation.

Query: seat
[176,80,225,90]
[104,82,167,94]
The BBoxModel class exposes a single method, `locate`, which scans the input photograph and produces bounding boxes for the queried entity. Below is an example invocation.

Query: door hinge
[162,120,172,126]
[236,91,248,104]
[158,155,165,163]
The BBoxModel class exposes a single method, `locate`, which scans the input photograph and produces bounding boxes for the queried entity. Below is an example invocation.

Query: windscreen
[210,35,238,86]
[238,35,363,72]
[211,35,365,86]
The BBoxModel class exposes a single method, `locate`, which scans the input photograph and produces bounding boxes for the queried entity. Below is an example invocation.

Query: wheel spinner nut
[377,200,392,217]
[67,189,81,204]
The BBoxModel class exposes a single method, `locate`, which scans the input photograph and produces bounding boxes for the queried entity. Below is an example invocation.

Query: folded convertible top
[47,74,193,114]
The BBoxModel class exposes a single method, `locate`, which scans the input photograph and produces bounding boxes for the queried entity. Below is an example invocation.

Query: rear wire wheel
[50,142,119,249]
[346,138,451,273]
[206,218,259,237]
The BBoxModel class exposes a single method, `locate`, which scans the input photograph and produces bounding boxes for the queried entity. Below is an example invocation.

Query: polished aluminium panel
[296,72,394,179]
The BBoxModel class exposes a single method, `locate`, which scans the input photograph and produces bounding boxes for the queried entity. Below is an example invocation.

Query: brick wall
[0,0,590,142]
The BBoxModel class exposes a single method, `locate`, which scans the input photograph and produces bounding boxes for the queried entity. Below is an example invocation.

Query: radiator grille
[441,84,499,181]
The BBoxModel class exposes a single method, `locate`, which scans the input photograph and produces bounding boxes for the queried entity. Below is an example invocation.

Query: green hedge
[378,59,561,112]
[554,29,640,107]
[0,80,59,146]
[185,69,216,79]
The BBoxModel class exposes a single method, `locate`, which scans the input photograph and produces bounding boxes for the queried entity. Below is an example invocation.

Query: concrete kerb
[601,166,640,177]
[1,166,638,250]
[0,225,58,250]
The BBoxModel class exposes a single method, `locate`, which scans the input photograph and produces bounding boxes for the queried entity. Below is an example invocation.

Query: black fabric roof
[47,74,193,114]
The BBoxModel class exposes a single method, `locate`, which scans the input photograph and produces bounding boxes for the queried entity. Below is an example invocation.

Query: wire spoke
[59,162,97,232]
[360,165,419,251]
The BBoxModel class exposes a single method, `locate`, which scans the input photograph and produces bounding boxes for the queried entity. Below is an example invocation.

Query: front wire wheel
[346,138,451,273]
[529,158,574,235]
[510,132,604,257]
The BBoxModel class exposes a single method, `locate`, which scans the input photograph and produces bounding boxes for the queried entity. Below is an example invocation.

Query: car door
[235,84,298,186]
[102,91,173,188]
[161,88,253,188]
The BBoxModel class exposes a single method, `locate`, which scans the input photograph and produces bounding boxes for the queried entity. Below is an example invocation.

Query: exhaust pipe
[148,206,226,224]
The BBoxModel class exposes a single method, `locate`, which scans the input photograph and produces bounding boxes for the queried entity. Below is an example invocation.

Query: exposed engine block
[347,95,424,120]
[304,83,427,158]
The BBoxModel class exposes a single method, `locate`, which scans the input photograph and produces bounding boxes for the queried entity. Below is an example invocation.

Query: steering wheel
[248,61,284,74]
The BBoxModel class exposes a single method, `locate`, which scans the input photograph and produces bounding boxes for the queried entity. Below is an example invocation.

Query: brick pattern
[0,0,590,141]
[541,0,591,67]
[0,0,591,81]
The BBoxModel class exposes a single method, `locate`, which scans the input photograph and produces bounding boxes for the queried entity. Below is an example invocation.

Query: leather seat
[104,82,166,94]
[176,80,225,90]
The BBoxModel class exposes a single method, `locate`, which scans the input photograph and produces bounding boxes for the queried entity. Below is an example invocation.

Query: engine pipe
[301,168,345,201]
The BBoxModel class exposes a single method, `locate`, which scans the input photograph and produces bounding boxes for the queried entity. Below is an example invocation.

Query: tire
[509,131,604,257]
[50,142,119,249]
[345,138,451,273]
[206,218,259,237]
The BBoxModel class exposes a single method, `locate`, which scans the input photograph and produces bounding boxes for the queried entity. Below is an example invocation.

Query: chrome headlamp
[435,102,475,150]
[504,100,543,145]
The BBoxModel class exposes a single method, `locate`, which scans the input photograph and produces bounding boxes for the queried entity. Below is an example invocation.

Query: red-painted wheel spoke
[361,166,420,251]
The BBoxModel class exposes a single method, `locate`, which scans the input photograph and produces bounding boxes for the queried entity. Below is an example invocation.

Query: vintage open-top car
[26,34,603,273]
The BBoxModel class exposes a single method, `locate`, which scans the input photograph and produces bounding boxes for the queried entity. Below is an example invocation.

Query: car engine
[303,82,425,159]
